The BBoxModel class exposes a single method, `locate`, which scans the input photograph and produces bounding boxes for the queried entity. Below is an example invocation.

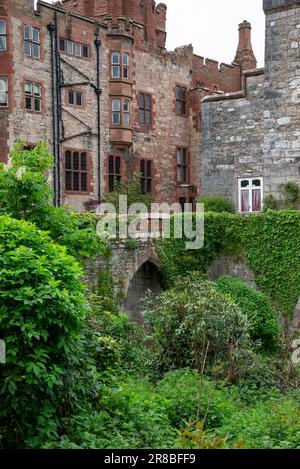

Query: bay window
[0,20,7,51]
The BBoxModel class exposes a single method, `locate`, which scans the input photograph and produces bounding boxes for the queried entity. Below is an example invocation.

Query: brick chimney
[234,20,257,71]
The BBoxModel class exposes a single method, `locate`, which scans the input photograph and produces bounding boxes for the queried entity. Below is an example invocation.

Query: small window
[25,81,41,112]
[0,20,7,51]
[176,85,187,116]
[65,150,88,192]
[239,177,263,213]
[0,77,8,107]
[68,90,83,107]
[59,38,89,59]
[140,160,152,194]
[139,93,152,127]
[24,26,40,59]
[177,148,188,183]
[108,155,121,192]
[111,98,130,126]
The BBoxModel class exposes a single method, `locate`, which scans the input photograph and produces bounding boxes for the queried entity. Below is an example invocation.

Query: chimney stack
[234,20,257,71]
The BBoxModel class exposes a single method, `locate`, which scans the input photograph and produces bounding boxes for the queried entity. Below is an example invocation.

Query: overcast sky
[39,0,265,66]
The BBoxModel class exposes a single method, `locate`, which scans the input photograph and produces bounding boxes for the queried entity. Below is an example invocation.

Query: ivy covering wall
[156,211,300,318]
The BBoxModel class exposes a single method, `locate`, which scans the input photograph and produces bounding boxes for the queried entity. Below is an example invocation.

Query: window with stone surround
[0,20,7,51]
[140,160,152,194]
[25,81,41,112]
[24,25,40,59]
[68,90,83,107]
[138,93,152,127]
[65,150,88,193]
[176,147,188,183]
[0,78,8,107]
[111,98,130,126]
[176,85,187,116]
[239,177,263,213]
[108,155,121,193]
[111,52,130,79]
[59,38,89,59]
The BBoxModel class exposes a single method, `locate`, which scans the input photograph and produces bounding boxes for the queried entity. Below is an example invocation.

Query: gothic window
[24,25,40,59]
[25,81,41,112]
[139,93,152,127]
[0,78,8,107]
[239,177,263,213]
[140,160,152,194]
[65,150,88,193]
[177,148,188,183]
[0,20,7,51]
[108,155,121,192]
[176,85,187,116]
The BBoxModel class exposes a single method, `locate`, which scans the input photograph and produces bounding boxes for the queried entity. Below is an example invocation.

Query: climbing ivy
[156,211,300,318]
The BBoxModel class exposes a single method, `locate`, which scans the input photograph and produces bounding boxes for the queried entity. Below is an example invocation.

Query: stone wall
[201,71,264,208]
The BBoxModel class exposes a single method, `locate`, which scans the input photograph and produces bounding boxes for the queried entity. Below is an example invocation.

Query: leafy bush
[104,172,153,211]
[198,195,234,213]
[264,181,300,211]
[0,215,89,447]
[216,276,281,351]
[143,272,251,373]
[0,141,106,259]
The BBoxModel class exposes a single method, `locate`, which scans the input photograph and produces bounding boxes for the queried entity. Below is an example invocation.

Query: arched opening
[124,261,162,322]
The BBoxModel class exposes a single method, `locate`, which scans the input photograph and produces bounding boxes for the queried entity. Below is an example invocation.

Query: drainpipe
[94,36,102,204]
[54,11,61,207]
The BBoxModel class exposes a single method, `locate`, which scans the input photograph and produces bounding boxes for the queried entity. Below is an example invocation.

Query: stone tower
[263,0,300,196]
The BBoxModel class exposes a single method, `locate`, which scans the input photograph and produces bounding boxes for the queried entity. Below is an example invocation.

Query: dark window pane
[139,110,145,124]
[145,95,151,110]
[65,171,72,190]
[81,173,87,192]
[145,110,151,125]
[65,151,72,170]
[141,178,146,195]
[147,178,152,194]
[109,175,114,193]
[139,94,144,109]
[0,37,6,51]
[81,153,87,171]
[73,172,79,191]
[82,45,89,58]
[76,93,82,106]
[123,67,128,79]
[115,157,121,175]
[24,41,31,56]
[32,44,40,58]
[68,91,74,104]
[140,160,145,176]
[34,98,41,112]
[109,155,114,174]
[59,38,65,51]
[25,97,32,110]
[73,152,79,170]
[147,160,152,177]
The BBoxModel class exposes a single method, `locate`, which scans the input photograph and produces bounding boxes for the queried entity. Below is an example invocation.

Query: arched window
[0,20,7,51]
[0,78,8,107]
[65,150,88,193]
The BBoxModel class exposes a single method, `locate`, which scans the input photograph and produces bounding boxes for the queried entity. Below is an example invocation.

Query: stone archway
[124,260,163,323]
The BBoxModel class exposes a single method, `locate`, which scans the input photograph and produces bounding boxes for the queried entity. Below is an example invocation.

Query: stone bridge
[86,239,162,322]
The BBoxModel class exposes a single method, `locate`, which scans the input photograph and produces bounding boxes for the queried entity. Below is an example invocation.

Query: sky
[38,0,265,66]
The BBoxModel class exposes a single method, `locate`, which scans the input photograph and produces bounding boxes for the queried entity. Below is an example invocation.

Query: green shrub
[216,276,281,351]
[0,141,106,259]
[0,215,89,447]
[104,172,153,211]
[198,195,234,213]
[142,272,251,372]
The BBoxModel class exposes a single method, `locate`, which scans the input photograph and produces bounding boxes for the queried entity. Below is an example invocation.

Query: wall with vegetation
[156,211,300,319]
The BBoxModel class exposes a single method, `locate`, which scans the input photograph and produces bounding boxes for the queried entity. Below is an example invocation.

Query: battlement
[263,0,300,12]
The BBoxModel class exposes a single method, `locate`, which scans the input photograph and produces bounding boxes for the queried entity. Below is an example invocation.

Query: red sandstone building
[0,0,257,211]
